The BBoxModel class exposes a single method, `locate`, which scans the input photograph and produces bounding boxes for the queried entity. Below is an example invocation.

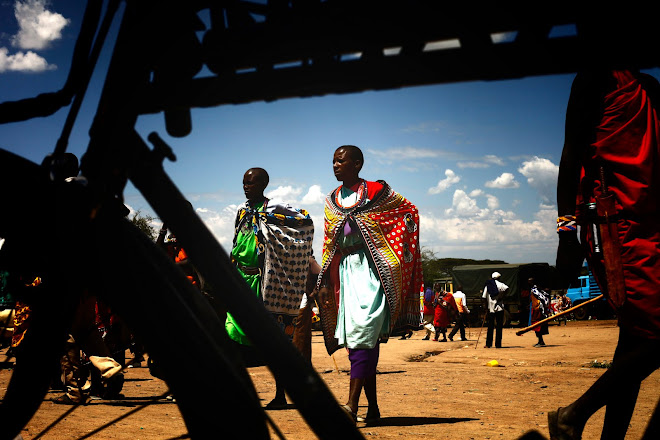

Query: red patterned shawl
[317,180,423,354]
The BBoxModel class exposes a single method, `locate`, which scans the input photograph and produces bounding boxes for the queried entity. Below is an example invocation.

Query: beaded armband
[556,215,577,233]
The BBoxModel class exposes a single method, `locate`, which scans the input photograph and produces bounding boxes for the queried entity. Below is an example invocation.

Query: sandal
[341,404,357,424]
[51,394,86,405]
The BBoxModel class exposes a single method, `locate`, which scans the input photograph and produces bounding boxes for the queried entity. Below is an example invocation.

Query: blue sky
[2,1,658,265]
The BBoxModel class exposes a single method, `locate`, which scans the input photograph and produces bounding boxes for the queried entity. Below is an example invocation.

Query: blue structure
[566,266,608,320]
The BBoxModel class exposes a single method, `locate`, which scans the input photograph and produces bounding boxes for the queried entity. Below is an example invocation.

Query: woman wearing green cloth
[227,167,315,410]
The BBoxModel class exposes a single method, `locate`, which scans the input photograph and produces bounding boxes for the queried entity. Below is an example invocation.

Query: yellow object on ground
[487,360,499,367]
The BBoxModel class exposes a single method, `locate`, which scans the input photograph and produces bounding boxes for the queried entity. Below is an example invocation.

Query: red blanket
[578,70,660,339]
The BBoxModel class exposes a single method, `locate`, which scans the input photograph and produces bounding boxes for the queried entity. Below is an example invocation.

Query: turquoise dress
[334,186,390,349]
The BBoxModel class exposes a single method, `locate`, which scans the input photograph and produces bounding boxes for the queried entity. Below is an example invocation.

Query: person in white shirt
[448,286,469,341]
[482,272,508,348]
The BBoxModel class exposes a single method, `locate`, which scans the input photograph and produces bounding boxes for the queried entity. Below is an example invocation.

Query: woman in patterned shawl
[317,146,423,424]
[228,167,314,409]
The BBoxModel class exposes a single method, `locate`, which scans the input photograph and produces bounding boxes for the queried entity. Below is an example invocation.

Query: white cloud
[0,1,68,73]
[483,155,505,166]
[266,185,302,203]
[11,0,70,50]
[369,146,462,166]
[421,213,554,245]
[518,156,559,204]
[467,189,499,210]
[419,184,559,263]
[428,169,460,194]
[419,205,557,264]
[485,172,520,189]
[486,194,499,210]
[194,205,237,250]
[457,161,489,169]
[457,154,504,169]
[301,184,326,205]
[402,121,447,133]
[0,46,54,72]
[444,189,503,218]
[445,189,483,217]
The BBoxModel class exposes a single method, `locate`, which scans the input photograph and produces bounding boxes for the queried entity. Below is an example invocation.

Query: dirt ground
[2,319,659,440]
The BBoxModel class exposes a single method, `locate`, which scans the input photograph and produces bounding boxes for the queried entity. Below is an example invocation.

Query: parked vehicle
[565,270,611,320]
[431,277,453,294]
[451,263,553,327]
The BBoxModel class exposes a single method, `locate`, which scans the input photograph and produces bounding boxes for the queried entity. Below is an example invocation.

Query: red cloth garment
[433,292,458,329]
[578,70,660,339]
[318,180,424,355]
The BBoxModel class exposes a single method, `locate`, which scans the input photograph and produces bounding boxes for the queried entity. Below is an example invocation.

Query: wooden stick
[475,311,488,349]
[331,354,341,375]
[516,294,604,336]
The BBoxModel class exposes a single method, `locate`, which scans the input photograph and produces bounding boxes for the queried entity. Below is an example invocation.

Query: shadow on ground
[363,416,477,427]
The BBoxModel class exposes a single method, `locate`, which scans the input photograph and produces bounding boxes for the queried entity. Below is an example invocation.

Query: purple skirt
[348,344,380,379]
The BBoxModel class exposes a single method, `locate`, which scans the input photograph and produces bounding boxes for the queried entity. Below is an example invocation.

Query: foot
[448,336,454,341]
[265,397,288,410]
[127,356,144,368]
[102,374,125,399]
[484,345,491,348]
[364,406,381,425]
[341,404,357,424]
[548,407,583,440]
[460,338,468,341]
[432,338,438,341]
[439,338,447,342]
[422,335,430,341]
[51,394,86,405]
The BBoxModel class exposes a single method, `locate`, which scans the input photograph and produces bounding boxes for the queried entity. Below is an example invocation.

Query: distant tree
[420,247,507,282]
[130,210,157,241]
[421,248,448,282]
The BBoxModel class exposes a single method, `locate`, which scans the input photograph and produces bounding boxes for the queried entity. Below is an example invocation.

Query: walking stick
[515,294,604,336]
[475,310,487,349]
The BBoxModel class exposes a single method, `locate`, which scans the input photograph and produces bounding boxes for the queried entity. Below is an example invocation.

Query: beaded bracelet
[557,215,577,233]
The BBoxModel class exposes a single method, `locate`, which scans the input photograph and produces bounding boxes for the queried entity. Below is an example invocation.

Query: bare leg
[550,331,660,439]
[266,380,287,409]
[347,377,365,414]
[601,381,640,440]
[364,374,381,421]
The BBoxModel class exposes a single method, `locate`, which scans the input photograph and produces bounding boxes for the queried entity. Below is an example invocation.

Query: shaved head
[336,145,364,167]
[246,167,269,186]
[243,168,269,203]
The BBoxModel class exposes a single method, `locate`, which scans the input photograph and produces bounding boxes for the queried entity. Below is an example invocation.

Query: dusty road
[2,319,658,439]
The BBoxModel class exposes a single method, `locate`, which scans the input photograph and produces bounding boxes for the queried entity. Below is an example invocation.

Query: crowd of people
[1,110,659,439]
